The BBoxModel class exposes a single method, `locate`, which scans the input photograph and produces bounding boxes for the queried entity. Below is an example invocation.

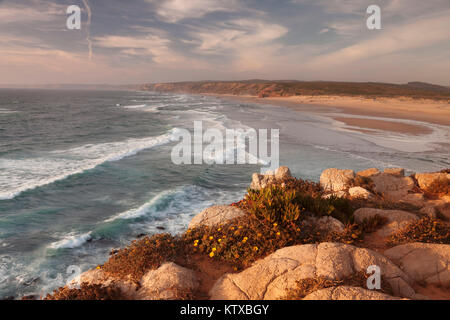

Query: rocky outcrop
[210,243,417,300]
[304,216,345,233]
[320,169,355,192]
[250,166,292,190]
[71,263,198,300]
[349,187,373,199]
[384,168,405,177]
[415,172,450,190]
[370,173,415,200]
[302,286,403,300]
[354,208,419,237]
[384,243,450,286]
[188,205,246,229]
[136,263,199,300]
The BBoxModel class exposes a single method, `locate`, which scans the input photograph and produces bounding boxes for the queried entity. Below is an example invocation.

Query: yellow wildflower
[209,236,214,240]
[209,252,215,258]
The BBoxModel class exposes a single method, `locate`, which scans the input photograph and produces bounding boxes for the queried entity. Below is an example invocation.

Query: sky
[0,0,449,86]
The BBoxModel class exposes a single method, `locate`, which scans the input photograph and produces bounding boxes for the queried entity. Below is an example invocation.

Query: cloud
[308,11,450,68]
[148,0,240,22]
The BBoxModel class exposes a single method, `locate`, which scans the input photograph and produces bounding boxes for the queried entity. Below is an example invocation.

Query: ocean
[0,89,448,298]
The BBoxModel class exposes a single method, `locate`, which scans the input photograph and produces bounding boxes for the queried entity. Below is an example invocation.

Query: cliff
[141,80,450,100]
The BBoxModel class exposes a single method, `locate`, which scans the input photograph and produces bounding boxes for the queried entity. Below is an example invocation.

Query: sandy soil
[209,94,450,134]
[260,95,450,127]
[333,117,433,135]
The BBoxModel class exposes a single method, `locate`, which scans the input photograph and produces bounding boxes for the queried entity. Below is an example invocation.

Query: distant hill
[141,80,450,100]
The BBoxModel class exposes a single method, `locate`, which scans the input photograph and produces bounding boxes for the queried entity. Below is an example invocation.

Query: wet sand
[208,94,450,135]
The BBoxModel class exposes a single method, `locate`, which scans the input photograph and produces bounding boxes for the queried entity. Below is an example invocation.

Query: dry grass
[102,233,187,282]
[44,283,123,300]
[285,272,393,300]
[387,217,450,246]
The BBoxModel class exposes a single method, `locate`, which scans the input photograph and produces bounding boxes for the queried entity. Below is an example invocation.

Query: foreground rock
[250,166,292,190]
[303,286,403,300]
[384,243,450,287]
[210,243,417,300]
[320,169,355,192]
[72,262,198,300]
[136,262,199,300]
[370,173,415,200]
[354,208,419,237]
[188,205,246,229]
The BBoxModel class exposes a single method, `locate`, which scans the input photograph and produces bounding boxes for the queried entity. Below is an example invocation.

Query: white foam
[123,104,147,109]
[48,232,92,249]
[104,189,178,222]
[0,129,180,200]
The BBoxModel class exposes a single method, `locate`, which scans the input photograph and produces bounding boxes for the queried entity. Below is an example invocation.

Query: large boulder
[70,263,198,300]
[250,166,292,190]
[304,216,345,233]
[370,173,415,200]
[384,243,450,287]
[210,243,416,300]
[354,208,419,237]
[415,172,450,190]
[136,262,199,300]
[70,269,137,298]
[320,169,355,192]
[303,286,403,300]
[188,205,246,229]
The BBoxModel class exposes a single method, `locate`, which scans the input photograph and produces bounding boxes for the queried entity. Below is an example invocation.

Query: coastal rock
[384,168,405,177]
[209,243,416,300]
[188,205,246,229]
[354,208,419,237]
[384,243,450,286]
[136,263,199,300]
[357,168,380,177]
[349,187,373,199]
[320,169,355,192]
[304,216,345,233]
[415,172,450,190]
[370,173,415,200]
[250,166,292,190]
[303,286,403,300]
[400,193,426,207]
[71,269,137,299]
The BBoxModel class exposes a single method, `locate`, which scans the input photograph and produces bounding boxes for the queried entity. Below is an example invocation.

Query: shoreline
[206,94,450,134]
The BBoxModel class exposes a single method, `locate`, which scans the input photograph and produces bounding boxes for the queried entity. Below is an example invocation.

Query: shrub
[44,283,122,300]
[359,215,388,233]
[183,214,363,269]
[352,176,375,193]
[244,187,303,224]
[102,233,186,282]
[387,217,450,246]
[241,186,354,225]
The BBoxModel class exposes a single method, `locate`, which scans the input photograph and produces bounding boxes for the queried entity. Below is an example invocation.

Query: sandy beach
[211,94,450,135]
